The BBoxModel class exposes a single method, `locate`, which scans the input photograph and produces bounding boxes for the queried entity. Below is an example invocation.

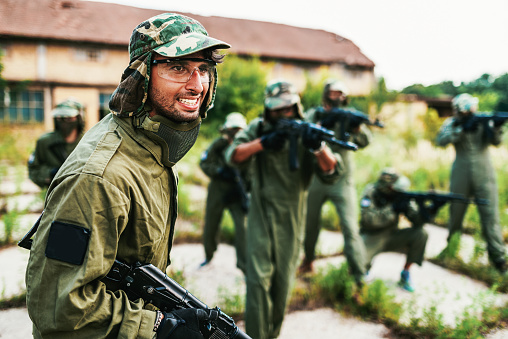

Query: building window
[74,48,103,62]
[99,92,113,120]
[0,89,44,123]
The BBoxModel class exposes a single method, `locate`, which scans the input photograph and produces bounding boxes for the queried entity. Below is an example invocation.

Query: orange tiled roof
[0,0,375,68]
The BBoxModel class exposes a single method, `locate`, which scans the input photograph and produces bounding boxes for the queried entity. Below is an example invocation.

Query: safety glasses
[152,58,216,83]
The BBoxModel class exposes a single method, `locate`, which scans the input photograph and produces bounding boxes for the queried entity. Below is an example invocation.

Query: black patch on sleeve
[45,221,91,265]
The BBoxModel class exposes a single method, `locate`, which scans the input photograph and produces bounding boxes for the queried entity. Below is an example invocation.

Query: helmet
[51,98,84,118]
[323,79,349,107]
[263,80,303,119]
[109,13,231,119]
[375,168,410,194]
[222,112,247,130]
[452,93,478,113]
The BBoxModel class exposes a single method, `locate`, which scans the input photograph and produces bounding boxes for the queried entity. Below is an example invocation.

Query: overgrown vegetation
[290,263,508,338]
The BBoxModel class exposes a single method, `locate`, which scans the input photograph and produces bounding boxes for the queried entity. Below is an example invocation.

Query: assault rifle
[274,118,358,171]
[105,260,250,339]
[394,190,488,222]
[316,107,384,141]
[457,112,508,140]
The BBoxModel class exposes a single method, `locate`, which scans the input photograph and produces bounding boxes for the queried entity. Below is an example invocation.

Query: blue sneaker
[398,270,415,292]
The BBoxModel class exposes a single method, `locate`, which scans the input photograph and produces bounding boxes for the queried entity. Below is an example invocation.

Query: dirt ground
[1,169,507,338]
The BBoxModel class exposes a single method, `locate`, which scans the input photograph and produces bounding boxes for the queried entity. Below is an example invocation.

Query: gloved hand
[157,308,218,339]
[392,199,409,214]
[260,130,287,151]
[302,124,323,151]
[217,167,237,181]
[320,115,336,130]
[461,116,478,132]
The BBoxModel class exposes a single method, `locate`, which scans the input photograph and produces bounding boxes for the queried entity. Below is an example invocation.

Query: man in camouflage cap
[28,97,85,188]
[225,80,344,339]
[299,79,370,288]
[359,168,428,292]
[25,13,230,338]
[436,93,507,274]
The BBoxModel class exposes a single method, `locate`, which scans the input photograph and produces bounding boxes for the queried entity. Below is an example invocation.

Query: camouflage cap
[109,13,230,120]
[129,13,230,62]
[51,98,84,118]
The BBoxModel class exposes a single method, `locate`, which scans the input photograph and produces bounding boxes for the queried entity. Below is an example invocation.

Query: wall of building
[1,40,375,131]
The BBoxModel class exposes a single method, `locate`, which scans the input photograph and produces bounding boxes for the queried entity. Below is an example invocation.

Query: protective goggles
[152,58,216,83]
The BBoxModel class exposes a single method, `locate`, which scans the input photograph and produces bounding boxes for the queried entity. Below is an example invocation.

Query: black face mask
[56,120,79,138]
[138,113,201,168]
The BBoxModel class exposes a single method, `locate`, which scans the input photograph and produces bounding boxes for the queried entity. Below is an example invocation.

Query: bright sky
[85,0,508,90]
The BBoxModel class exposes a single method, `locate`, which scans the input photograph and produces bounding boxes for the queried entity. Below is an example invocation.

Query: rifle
[394,191,488,222]
[274,118,358,171]
[316,107,384,141]
[457,112,508,140]
[104,260,251,339]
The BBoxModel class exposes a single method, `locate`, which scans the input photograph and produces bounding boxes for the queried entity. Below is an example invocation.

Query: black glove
[157,308,218,339]
[461,116,478,132]
[260,130,287,151]
[217,167,237,181]
[320,115,336,130]
[392,199,409,214]
[302,124,323,151]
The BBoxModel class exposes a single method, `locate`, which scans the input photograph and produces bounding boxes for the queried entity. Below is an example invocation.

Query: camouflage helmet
[452,93,479,113]
[109,13,230,120]
[375,168,410,194]
[222,112,247,130]
[263,80,304,119]
[51,98,84,118]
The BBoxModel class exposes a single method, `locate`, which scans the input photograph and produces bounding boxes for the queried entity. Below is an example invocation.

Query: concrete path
[1,168,507,338]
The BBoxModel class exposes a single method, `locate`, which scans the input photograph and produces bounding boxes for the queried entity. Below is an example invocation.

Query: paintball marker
[105,260,251,339]
[394,191,488,222]
[457,112,508,140]
[274,118,358,171]
[316,107,384,141]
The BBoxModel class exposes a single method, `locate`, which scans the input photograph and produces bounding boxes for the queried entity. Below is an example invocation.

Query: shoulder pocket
[45,221,91,265]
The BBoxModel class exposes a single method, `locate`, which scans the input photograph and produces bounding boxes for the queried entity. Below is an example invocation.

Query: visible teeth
[179,98,198,105]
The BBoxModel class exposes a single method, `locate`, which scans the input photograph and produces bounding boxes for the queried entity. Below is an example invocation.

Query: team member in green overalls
[300,80,369,286]
[200,112,249,274]
[225,80,344,339]
[28,98,85,188]
[359,168,428,292]
[436,93,507,274]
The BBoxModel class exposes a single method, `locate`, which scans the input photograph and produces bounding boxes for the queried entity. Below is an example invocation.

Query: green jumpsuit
[200,136,248,273]
[359,184,428,268]
[436,116,506,265]
[225,118,343,339]
[25,114,177,338]
[303,107,370,281]
[28,131,81,188]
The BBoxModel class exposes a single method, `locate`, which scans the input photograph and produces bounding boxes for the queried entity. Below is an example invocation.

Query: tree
[209,55,267,125]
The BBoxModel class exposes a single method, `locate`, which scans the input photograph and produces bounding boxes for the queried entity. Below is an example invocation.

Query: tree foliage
[208,55,267,126]
[401,73,508,111]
